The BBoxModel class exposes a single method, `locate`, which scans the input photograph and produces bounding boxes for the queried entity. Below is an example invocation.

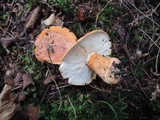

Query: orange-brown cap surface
[35,26,77,64]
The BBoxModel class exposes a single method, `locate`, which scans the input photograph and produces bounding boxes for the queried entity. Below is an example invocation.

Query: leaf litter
[0,0,160,119]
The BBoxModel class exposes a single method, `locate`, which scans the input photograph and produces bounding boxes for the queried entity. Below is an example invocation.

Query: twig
[130,66,150,101]
[41,1,55,13]
[149,37,160,51]
[39,85,50,105]
[95,1,111,23]
[67,96,77,120]
[122,43,134,65]
[139,28,160,73]
[142,69,152,80]
[58,84,71,89]
[48,69,63,110]
[126,0,160,27]
[0,57,7,69]
[155,50,160,73]
[139,28,160,50]
[144,56,156,64]
[46,48,62,109]
[3,16,12,36]
[130,65,156,109]
[89,84,109,92]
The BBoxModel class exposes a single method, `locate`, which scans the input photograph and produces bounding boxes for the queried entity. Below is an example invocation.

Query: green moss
[132,65,145,79]
[39,89,129,120]
[18,48,42,79]
[56,0,70,12]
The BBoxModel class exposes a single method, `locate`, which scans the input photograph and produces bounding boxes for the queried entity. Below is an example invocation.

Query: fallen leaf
[42,13,64,26]
[43,76,56,85]
[0,36,25,48]
[26,104,40,120]
[0,84,16,120]
[4,69,15,86]
[76,4,97,21]
[11,104,27,120]
[14,72,23,85]
[113,23,126,42]
[22,74,34,89]
[26,6,41,29]
[0,35,19,48]
[4,79,14,87]
[77,93,84,102]
[5,69,15,77]
[17,92,26,102]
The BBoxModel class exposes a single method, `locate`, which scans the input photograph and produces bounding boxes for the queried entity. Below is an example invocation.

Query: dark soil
[0,0,160,120]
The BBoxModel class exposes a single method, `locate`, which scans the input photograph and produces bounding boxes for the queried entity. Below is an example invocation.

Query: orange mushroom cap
[34,26,77,64]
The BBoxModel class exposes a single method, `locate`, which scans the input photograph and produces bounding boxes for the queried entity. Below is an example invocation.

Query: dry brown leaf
[14,72,23,85]
[17,92,26,102]
[0,35,25,48]
[26,6,41,29]
[26,104,40,120]
[113,23,126,42]
[75,4,97,21]
[11,104,27,120]
[22,74,34,89]
[43,76,56,85]
[0,35,19,48]
[42,13,64,26]
[4,79,14,87]
[43,76,52,85]
[0,84,16,120]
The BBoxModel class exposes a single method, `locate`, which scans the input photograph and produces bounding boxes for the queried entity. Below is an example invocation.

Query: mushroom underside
[59,30,113,85]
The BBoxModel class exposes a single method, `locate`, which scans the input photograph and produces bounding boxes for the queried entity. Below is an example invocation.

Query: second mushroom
[59,30,122,85]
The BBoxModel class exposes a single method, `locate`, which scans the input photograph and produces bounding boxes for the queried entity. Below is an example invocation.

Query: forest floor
[0,0,160,120]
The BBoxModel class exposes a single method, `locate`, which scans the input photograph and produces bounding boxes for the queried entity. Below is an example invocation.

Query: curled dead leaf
[43,76,56,85]
[14,72,23,85]
[22,74,34,89]
[26,6,41,29]
[26,104,40,120]
[113,23,126,42]
[0,35,19,48]
[17,92,26,102]
[76,4,97,21]
[0,84,16,120]
[5,69,15,77]
[42,13,64,26]
[4,79,14,87]
[0,36,25,48]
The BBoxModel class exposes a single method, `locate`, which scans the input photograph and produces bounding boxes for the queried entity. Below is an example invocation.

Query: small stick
[155,50,160,73]
[48,69,63,110]
[89,84,109,92]
[95,0,111,23]
[126,0,160,27]
[67,96,77,120]
[39,85,50,105]
[139,28,160,73]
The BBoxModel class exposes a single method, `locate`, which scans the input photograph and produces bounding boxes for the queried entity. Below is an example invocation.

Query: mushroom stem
[86,53,121,84]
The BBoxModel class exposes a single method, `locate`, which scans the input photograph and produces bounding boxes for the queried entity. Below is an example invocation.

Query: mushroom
[59,30,121,85]
[34,26,77,64]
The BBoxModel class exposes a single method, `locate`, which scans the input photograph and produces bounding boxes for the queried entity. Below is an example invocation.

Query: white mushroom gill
[59,30,112,85]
